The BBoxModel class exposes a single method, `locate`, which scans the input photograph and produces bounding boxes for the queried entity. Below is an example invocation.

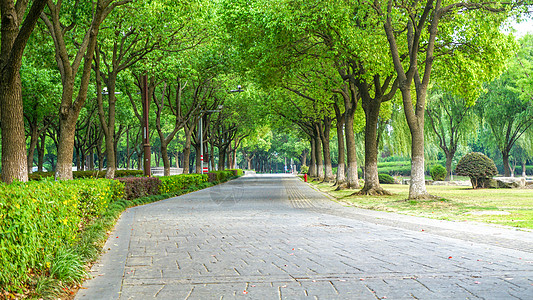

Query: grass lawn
[308,180,533,229]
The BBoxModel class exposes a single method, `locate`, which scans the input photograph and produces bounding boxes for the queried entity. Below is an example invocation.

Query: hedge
[159,174,209,195]
[0,179,123,291]
[1,169,238,296]
[378,173,395,184]
[117,177,161,200]
[206,170,238,183]
[29,170,144,181]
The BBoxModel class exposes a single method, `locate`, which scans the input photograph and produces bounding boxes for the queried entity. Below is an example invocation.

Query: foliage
[378,174,395,184]
[300,165,309,174]
[455,152,498,188]
[377,161,412,176]
[206,170,236,183]
[0,178,121,292]
[29,170,144,181]
[116,177,162,200]
[228,169,244,176]
[158,174,209,195]
[430,165,447,181]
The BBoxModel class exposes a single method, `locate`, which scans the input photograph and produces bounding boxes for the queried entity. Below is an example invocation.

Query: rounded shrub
[378,173,395,184]
[455,152,498,188]
[430,164,447,181]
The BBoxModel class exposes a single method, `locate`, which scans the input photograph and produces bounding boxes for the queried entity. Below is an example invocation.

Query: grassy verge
[307,180,533,229]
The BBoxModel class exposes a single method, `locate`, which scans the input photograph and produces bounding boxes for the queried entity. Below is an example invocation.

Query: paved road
[76,174,533,299]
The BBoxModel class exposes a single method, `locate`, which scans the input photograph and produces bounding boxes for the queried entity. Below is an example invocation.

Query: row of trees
[220,0,532,199]
[0,0,532,201]
[2,0,266,183]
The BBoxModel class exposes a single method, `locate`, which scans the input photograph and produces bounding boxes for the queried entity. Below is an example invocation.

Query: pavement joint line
[76,175,533,300]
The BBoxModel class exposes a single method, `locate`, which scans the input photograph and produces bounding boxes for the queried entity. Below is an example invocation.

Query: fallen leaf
[474,281,481,284]
[243,290,248,294]
[448,256,453,259]
[359,278,365,281]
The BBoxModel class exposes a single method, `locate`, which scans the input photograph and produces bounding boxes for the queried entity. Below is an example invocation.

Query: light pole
[142,75,151,177]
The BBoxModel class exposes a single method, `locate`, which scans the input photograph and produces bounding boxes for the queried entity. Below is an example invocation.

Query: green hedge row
[1,169,242,296]
[159,174,209,195]
[0,179,123,290]
[206,170,237,183]
[29,170,143,181]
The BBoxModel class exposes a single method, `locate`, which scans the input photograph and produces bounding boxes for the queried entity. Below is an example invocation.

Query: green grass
[309,181,533,229]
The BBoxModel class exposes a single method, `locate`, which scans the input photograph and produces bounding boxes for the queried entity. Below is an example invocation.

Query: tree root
[352,186,393,196]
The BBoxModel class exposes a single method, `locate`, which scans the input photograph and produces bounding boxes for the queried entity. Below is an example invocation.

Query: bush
[430,164,447,181]
[455,152,498,188]
[378,173,395,184]
[206,170,236,183]
[116,177,161,200]
[300,165,309,174]
[227,169,244,176]
[29,170,144,181]
[377,161,412,176]
[0,178,121,291]
[159,174,208,195]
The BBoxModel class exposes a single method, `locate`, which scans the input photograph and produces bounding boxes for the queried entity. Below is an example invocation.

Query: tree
[41,0,131,180]
[426,88,478,180]
[0,0,48,182]
[373,0,515,198]
[478,73,533,176]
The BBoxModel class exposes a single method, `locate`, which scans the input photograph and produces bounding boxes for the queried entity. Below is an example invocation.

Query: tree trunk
[445,151,454,181]
[314,130,324,180]
[55,113,78,179]
[161,144,171,176]
[301,149,308,167]
[318,121,334,182]
[37,135,46,172]
[194,143,201,173]
[409,120,429,198]
[334,104,346,187]
[358,96,390,195]
[309,137,317,177]
[0,0,47,183]
[345,110,359,189]
[502,150,511,177]
[27,124,40,174]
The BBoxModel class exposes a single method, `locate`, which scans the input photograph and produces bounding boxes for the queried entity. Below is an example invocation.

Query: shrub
[378,173,395,184]
[455,152,498,188]
[430,164,447,181]
[0,178,121,291]
[29,170,144,181]
[300,165,309,174]
[116,177,161,200]
[207,170,235,183]
[227,169,244,176]
[159,174,208,195]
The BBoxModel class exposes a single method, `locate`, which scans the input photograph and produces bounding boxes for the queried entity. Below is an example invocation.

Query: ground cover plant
[308,181,533,229]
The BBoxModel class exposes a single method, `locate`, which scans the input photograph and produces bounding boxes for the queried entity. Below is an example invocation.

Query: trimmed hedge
[117,177,161,200]
[0,179,123,290]
[29,170,144,181]
[206,170,237,183]
[1,170,239,296]
[378,173,395,184]
[159,174,209,195]
[430,164,447,181]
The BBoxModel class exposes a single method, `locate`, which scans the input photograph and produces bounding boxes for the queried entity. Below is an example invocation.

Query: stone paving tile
[76,175,533,300]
